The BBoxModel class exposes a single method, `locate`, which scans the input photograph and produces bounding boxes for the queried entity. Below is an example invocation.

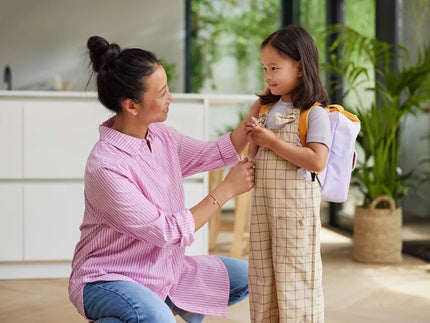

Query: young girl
[245,26,331,322]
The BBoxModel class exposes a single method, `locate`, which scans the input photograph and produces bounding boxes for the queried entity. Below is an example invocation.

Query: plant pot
[352,195,402,264]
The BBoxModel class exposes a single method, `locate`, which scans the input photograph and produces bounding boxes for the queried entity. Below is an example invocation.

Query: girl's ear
[297,60,303,78]
[121,98,138,116]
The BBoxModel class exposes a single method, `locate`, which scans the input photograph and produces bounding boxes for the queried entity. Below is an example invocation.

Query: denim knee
[84,281,176,323]
[219,256,249,305]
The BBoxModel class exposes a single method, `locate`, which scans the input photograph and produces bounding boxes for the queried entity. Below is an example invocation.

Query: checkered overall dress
[248,106,324,323]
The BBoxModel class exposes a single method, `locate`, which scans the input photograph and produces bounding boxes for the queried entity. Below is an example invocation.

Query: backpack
[298,103,360,203]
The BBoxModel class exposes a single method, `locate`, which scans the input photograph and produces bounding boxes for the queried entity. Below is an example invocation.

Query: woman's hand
[220,158,255,198]
[191,159,254,231]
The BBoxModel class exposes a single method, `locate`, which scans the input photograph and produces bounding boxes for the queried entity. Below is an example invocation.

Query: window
[189,0,281,94]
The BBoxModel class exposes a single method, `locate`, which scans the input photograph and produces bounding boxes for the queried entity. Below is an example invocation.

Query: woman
[68,36,260,322]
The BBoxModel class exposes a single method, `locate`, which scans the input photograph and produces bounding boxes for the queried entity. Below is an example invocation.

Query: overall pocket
[274,215,308,258]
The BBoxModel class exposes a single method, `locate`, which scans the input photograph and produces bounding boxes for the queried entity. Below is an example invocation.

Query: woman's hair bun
[87,36,121,72]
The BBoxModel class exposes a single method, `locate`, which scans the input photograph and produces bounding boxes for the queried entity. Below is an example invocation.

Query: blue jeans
[83,256,248,323]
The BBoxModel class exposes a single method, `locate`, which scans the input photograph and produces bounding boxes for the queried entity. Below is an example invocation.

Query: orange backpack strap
[327,104,360,123]
[258,104,271,114]
[298,108,311,146]
[298,102,324,146]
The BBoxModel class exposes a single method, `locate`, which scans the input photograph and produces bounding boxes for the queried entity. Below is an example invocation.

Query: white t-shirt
[265,99,331,149]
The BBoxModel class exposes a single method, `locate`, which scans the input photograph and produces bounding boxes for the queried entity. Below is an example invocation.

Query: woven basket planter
[352,195,402,264]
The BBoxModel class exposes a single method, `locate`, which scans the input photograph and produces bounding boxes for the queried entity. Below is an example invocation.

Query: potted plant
[324,25,430,263]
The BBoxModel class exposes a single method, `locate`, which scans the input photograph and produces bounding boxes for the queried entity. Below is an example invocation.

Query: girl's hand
[245,122,277,150]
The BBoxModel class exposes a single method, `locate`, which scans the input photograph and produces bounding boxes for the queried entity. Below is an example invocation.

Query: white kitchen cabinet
[23,183,84,261]
[23,99,112,179]
[0,101,23,178]
[0,183,23,261]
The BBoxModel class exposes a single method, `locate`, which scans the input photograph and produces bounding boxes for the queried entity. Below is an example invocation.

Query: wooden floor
[0,278,85,322]
[1,226,430,323]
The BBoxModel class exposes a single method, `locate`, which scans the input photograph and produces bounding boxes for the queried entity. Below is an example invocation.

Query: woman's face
[260,45,302,102]
[137,64,173,124]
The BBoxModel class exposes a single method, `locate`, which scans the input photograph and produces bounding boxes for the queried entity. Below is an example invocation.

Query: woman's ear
[121,98,138,116]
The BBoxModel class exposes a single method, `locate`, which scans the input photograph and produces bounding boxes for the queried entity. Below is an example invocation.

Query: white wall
[0,0,185,92]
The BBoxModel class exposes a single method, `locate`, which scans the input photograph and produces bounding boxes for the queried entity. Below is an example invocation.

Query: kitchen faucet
[3,65,12,90]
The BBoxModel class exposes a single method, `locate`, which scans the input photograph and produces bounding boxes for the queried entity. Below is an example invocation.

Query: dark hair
[87,36,159,113]
[258,25,328,110]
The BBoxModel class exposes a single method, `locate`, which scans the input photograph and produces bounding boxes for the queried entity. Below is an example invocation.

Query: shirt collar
[99,116,150,156]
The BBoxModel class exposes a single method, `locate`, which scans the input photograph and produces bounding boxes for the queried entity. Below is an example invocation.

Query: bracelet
[209,193,221,209]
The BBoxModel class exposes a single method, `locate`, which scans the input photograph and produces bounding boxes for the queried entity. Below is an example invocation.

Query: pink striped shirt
[68,116,241,318]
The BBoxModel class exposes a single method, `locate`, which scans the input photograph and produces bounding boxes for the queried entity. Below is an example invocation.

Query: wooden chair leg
[209,209,221,251]
[230,190,251,258]
[208,169,224,251]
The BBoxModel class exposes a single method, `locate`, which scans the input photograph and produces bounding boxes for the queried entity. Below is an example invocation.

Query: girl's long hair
[259,25,328,110]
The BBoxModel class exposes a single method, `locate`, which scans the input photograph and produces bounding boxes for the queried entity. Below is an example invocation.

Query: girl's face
[136,64,173,125]
[260,45,302,102]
